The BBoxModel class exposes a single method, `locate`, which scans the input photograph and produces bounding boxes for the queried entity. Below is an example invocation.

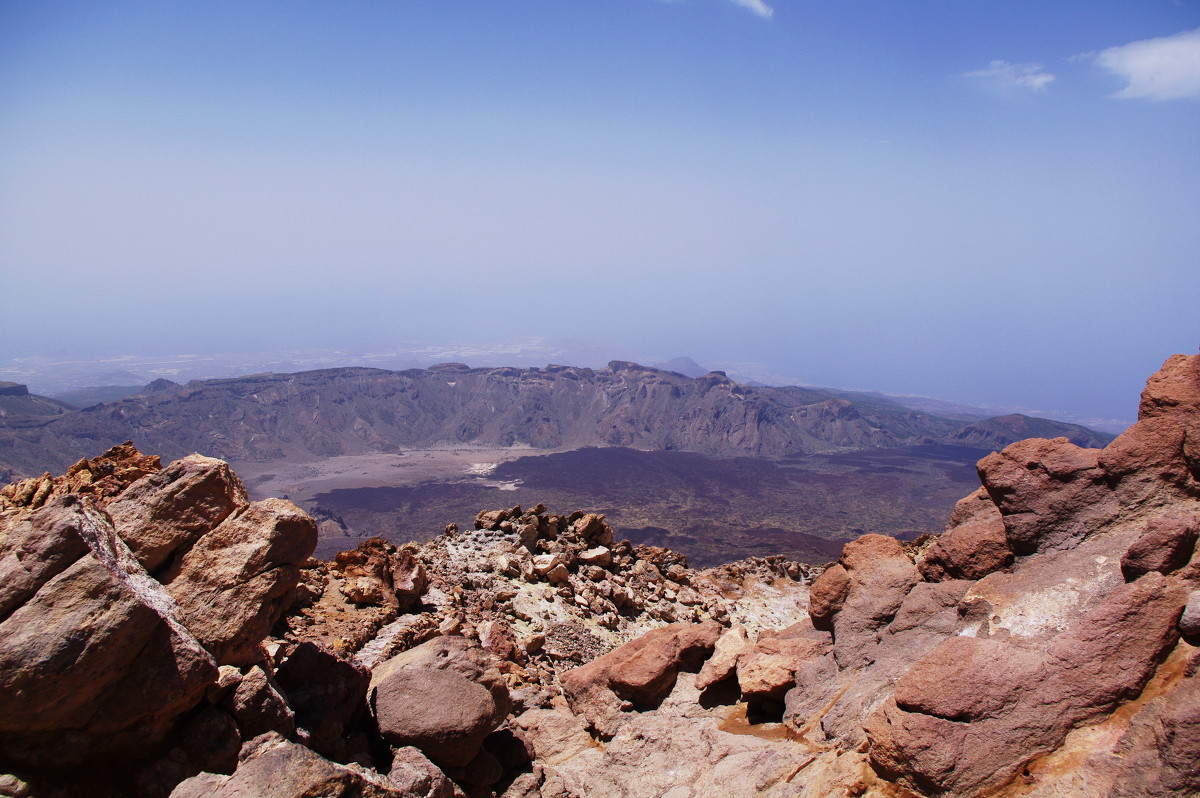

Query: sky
[1,0,1198,426]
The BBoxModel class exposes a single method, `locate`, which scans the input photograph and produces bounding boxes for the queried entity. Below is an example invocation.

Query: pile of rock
[0,444,320,796]
[5,353,1198,798]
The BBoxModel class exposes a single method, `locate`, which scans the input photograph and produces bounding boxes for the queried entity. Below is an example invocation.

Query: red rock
[163,497,317,666]
[979,437,1116,556]
[808,564,849,632]
[736,623,831,703]
[694,624,750,691]
[866,572,1187,796]
[106,454,247,573]
[478,618,526,665]
[823,534,919,668]
[1121,514,1199,580]
[334,537,397,606]
[919,488,1012,581]
[560,621,721,736]
[1100,353,1200,506]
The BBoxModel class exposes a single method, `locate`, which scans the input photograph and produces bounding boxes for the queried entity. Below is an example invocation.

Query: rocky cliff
[0,362,1110,477]
[1,354,1193,798]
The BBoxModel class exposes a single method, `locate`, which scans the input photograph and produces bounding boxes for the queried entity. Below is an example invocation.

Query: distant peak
[653,357,709,378]
[143,378,180,393]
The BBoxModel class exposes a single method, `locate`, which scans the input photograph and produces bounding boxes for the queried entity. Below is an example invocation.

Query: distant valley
[0,361,1114,565]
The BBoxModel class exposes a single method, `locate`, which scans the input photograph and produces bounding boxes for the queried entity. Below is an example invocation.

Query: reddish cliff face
[0,354,1195,798]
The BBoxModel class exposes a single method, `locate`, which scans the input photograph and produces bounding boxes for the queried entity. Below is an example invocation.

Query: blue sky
[1,1,1198,424]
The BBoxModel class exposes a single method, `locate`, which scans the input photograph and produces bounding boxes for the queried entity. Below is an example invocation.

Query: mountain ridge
[0,362,1112,478]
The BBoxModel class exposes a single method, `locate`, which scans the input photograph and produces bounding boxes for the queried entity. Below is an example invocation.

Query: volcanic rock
[161,497,317,666]
[560,621,721,737]
[169,732,407,798]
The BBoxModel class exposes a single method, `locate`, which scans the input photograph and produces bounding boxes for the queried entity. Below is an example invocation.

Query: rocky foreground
[1,354,1197,798]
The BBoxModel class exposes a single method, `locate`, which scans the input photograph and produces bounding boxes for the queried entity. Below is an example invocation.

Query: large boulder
[560,621,721,737]
[106,454,247,574]
[0,495,217,769]
[162,497,317,666]
[370,636,509,768]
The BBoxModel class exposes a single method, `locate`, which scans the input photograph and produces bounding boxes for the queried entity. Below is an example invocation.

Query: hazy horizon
[3,2,1197,426]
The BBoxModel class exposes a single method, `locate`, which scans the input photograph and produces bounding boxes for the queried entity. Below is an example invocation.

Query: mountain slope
[0,362,1111,477]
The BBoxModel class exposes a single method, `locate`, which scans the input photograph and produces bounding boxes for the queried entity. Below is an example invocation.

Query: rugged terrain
[0,353,1196,797]
[0,361,1110,478]
[309,444,987,565]
[0,362,1113,566]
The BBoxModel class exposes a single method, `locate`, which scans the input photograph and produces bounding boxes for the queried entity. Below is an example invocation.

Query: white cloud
[653,0,774,19]
[965,60,1056,91]
[1093,27,1200,101]
[730,0,773,19]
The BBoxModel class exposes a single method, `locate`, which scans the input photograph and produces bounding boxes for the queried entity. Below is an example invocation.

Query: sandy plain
[230,444,569,503]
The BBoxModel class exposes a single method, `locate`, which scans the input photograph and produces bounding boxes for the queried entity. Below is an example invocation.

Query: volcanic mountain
[0,361,1110,478]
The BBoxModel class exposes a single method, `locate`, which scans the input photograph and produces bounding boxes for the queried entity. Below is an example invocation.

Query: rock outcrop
[0,443,316,796]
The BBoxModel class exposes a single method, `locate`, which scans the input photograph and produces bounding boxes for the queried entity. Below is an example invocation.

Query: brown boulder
[560,620,721,736]
[918,487,1012,581]
[0,494,90,619]
[0,496,216,768]
[373,668,501,768]
[106,454,247,574]
[170,732,408,797]
[1121,514,1199,580]
[163,498,317,666]
[370,636,510,768]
